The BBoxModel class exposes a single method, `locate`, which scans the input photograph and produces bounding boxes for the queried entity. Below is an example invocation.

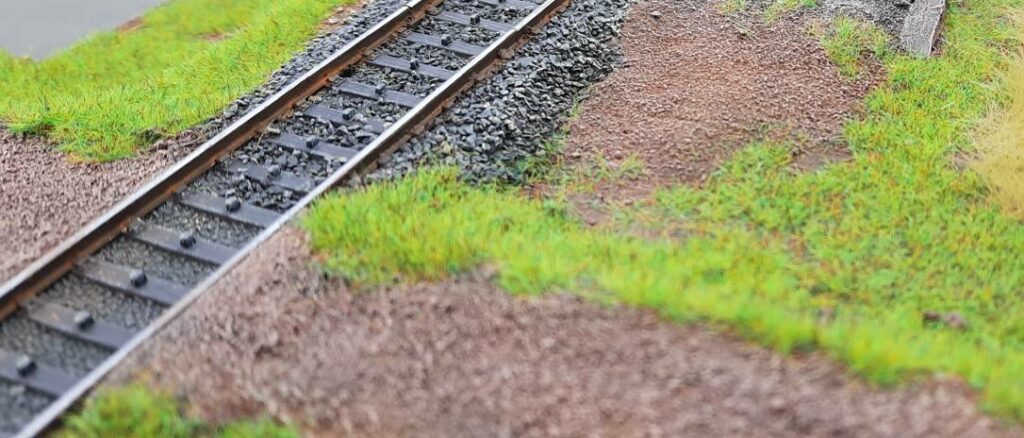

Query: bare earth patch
[320,1,370,33]
[564,0,876,200]
[109,227,1020,437]
[116,17,145,34]
[0,130,196,284]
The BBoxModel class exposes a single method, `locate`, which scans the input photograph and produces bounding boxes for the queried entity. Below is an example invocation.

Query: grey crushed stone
[376,37,473,71]
[0,314,109,377]
[309,90,407,122]
[368,0,633,184]
[142,202,261,248]
[0,381,51,435]
[442,0,533,22]
[188,166,309,212]
[342,63,446,97]
[34,274,164,331]
[412,16,502,45]
[91,236,215,286]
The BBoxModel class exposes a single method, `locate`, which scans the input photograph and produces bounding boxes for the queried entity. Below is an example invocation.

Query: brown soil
[320,1,370,33]
[116,17,145,34]
[563,0,875,201]
[110,226,1021,437]
[201,32,228,43]
[0,130,197,284]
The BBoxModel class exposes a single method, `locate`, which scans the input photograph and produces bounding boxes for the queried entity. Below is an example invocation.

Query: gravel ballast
[369,0,634,183]
[109,227,1022,437]
[0,0,628,285]
[0,0,384,286]
[0,381,51,435]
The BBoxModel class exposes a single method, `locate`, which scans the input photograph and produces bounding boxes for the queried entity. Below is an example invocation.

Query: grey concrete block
[899,0,947,57]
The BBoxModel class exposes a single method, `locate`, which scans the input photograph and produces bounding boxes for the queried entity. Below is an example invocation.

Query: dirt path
[564,0,876,199]
[0,130,196,284]
[109,226,1020,437]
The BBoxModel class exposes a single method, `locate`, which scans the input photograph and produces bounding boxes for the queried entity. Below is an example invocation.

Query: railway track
[0,0,569,435]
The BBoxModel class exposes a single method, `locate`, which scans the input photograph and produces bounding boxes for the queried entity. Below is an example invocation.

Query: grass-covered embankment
[0,0,353,161]
[304,0,1024,421]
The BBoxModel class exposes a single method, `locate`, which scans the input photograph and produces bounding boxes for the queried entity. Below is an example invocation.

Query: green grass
[60,385,297,437]
[0,0,352,161]
[816,16,893,78]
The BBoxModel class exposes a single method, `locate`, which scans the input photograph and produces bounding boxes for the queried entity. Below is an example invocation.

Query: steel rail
[0,0,438,318]
[9,0,571,435]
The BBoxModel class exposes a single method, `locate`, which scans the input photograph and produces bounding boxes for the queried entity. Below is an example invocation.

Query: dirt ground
[563,0,877,201]
[109,226,1021,437]
[0,130,197,284]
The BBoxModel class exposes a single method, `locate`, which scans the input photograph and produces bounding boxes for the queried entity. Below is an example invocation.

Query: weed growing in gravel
[764,0,816,23]
[60,385,296,437]
[0,0,353,161]
[562,152,647,192]
[306,0,1024,421]
[815,16,892,78]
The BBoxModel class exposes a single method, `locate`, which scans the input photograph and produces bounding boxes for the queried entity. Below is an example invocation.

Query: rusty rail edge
[13,0,570,435]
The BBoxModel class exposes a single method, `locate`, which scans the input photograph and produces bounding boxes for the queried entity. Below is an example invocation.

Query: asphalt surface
[0,0,165,59]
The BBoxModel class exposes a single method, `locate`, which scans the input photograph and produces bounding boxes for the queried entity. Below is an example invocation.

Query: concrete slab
[899,0,946,57]
[0,0,166,60]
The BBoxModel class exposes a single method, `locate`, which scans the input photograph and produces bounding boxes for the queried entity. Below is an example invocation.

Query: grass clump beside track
[973,25,1024,218]
[305,0,1024,421]
[0,0,353,161]
[60,385,296,437]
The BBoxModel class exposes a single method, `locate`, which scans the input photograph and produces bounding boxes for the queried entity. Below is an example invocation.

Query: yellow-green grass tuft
[973,31,1024,218]
[60,385,297,437]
